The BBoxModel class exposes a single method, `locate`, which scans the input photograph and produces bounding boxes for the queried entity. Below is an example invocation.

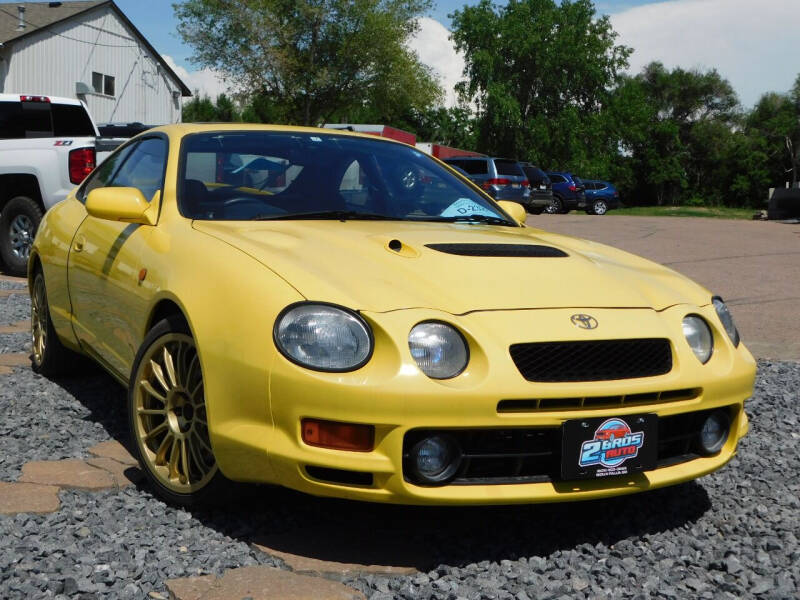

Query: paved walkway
[528,214,800,361]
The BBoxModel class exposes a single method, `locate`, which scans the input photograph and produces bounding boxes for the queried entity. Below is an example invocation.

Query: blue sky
[115,0,658,68]
[114,0,797,108]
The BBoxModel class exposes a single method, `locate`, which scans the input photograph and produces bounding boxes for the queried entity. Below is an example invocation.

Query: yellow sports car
[29,124,756,506]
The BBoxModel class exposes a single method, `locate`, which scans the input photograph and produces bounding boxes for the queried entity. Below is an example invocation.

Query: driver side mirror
[86,187,158,226]
[496,201,527,226]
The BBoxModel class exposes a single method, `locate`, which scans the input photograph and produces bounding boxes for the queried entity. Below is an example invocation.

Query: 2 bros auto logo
[579,418,645,469]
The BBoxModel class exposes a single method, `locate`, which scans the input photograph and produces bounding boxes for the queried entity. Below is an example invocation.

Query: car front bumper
[208,305,756,505]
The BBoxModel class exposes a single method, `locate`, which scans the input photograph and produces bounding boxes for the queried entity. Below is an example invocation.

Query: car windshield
[178,131,515,225]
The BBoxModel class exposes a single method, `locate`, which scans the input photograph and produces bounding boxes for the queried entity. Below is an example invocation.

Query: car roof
[148,123,415,147]
[444,156,521,162]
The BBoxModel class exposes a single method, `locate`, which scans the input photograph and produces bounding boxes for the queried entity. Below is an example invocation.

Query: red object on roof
[322,124,416,145]
[415,143,484,159]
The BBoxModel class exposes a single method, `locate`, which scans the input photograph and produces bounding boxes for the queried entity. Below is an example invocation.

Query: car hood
[192,220,711,313]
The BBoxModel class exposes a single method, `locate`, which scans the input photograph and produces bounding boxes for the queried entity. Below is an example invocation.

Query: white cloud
[408,17,465,108]
[162,55,228,102]
[611,0,798,107]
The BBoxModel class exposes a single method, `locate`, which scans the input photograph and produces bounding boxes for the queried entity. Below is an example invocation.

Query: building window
[91,72,115,97]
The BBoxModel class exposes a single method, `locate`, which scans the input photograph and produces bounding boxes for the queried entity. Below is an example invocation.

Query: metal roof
[0,1,191,96]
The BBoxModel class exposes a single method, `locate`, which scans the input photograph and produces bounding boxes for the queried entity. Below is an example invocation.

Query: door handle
[73,235,85,252]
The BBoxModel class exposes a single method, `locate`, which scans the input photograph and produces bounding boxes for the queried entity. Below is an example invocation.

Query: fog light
[410,435,461,484]
[698,410,730,455]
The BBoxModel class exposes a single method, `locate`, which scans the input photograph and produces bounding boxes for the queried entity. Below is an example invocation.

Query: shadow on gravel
[51,371,713,573]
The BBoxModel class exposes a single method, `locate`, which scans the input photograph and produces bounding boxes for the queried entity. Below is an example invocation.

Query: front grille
[402,407,731,486]
[510,338,672,382]
[497,388,701,413]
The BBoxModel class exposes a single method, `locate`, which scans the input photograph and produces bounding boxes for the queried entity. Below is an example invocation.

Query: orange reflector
[301,419,374,452]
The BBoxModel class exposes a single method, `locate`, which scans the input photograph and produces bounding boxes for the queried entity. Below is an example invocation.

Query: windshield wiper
[252,210,399,221]
[421,214,515,226]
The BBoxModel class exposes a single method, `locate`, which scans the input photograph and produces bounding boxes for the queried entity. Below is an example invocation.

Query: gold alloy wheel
[133,333,217,493]
[31,275,48,366]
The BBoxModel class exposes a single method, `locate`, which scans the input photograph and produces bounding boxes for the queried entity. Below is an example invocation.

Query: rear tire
[30,269,85,376]
[544,197,563,214]
[129,315,231,507]
[0,196,43,277]
[591,199,608,215]
[527,206,544,215]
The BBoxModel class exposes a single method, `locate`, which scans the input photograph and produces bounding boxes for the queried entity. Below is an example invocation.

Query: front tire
[129,316,228,506]
[0,196,43,277]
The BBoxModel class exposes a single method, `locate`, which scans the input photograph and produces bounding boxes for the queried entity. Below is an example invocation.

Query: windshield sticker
[310,136,322,142]
[441,198,498,218]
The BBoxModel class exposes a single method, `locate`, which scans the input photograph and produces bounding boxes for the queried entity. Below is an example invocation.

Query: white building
[0,1,190,125]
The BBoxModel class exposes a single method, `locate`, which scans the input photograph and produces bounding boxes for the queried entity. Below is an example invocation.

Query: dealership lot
[528,214,800,361]
[0,215,799,599]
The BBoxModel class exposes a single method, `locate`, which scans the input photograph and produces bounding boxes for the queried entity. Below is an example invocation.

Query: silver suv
[443,157,531,210]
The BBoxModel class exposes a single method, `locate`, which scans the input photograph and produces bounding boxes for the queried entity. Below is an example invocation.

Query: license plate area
[561,414,657,480]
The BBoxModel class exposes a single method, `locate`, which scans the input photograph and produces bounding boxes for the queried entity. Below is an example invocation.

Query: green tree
[450,0,631,168]
[181,94,217,122]
[174,0,442,126]
[614,62,742,206]
[182,93,242,122]
[746,81,800,189]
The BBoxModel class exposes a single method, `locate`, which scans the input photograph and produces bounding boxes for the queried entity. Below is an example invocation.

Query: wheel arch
[27,251,42,292]
[0,174,44,212]
[146,294,193,336]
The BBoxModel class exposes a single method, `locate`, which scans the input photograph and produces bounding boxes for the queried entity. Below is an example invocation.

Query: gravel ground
[1,290,798,599]
[1,289,29,325]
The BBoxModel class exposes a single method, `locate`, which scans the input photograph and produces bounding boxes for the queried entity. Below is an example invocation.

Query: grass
[611,205,757,220]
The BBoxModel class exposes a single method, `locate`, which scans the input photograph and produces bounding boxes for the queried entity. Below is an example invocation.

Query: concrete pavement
[528,213,800,361]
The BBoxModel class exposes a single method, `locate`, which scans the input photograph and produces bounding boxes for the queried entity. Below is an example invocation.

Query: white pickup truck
[0,94,120,276]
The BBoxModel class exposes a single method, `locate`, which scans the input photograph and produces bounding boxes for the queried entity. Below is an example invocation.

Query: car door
[68,135,168,379]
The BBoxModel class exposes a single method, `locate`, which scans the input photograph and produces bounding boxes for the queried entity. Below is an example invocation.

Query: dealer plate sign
[561,414,657,480]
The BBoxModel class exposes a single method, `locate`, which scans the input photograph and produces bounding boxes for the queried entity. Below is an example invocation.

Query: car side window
[109,137,167,202]
[79,142,138,203]
[549,174,565,183]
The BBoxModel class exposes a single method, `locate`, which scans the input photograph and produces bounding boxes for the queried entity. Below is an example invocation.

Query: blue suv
[545,172,586,214]
[582,180,620,215]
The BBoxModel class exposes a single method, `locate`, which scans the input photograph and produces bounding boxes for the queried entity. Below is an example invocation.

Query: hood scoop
[425,243,568,257]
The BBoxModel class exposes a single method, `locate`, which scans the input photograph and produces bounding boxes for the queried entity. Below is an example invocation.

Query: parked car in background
[0,94,123,275]
[519,163,552,215]
[97,122,155,139]
[545,171,586,214]
[582,179,619,215]
[443,156,531,210]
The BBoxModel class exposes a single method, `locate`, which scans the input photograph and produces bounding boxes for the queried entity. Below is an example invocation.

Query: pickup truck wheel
[0,196,43,277]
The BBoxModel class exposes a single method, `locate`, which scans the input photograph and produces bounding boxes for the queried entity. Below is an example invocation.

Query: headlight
[682,315,713,364]
[408,321,469,379]
[713,296,740,347]
[274,303,372,371]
